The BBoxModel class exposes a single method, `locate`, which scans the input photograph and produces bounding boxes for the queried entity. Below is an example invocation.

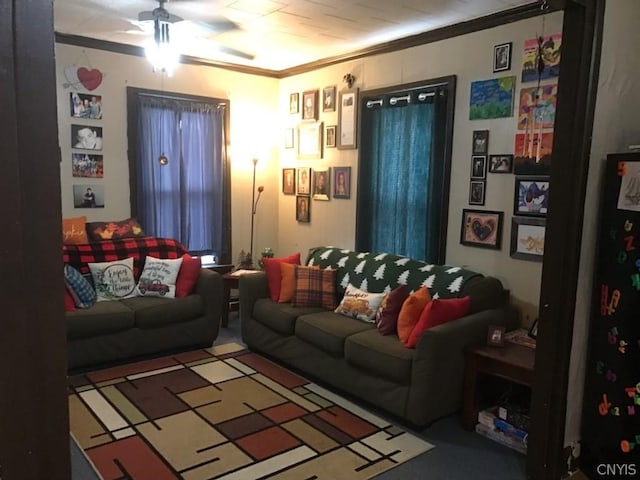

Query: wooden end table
[462,341,536,430]
[221,272,240,328]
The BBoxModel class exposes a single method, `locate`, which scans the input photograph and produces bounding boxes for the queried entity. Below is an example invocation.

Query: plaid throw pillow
[64,264,97,309]
[292,265,337,310]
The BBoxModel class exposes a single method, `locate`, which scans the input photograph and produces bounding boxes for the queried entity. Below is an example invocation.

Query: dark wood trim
[0,1,70,479]
[56,2,555,79]
[526,1,605,479]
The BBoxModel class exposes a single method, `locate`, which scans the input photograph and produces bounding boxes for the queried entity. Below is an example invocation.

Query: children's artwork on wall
[469,76,516,120]
[73,184,104,208]
[518,84,557,130]
[70,93,103,119]
[71,125,103,151]
[513,132,554,175]
[514,177,550,217]
[63,65,104,91]
[72,153,104,178]
[521,33,562,83]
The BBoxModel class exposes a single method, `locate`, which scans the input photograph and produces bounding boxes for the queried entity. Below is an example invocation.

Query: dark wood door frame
[0,1,70,478]
[527,1,605,479]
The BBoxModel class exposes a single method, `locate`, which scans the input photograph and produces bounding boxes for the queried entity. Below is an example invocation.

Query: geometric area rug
[68,342,434,480]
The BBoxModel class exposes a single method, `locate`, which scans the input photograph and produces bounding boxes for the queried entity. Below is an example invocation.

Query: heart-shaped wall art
[471,219,496,241]
[77,67,103,91]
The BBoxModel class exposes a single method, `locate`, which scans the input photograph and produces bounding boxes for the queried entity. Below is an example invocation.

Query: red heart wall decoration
[77,67,103,91]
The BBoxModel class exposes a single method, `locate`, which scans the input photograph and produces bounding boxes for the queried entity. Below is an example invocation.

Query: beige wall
[55,45,280,261]
[277,12,563,323]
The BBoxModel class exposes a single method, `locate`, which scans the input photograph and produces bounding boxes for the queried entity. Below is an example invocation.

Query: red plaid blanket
[63,237,187,277]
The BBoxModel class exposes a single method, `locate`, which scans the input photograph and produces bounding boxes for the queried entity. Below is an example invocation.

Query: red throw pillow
[405,296,471,348]
[175,254,202,298]
[375,285,410,335]
[64,288,76,312]
[262,253,301,302]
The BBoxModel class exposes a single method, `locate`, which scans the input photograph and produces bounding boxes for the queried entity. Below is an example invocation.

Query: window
[127,88,231,263]
[356,77,455,263]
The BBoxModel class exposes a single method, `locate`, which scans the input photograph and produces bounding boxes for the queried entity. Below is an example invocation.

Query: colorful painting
[469,76,516,120]
[518,84,557,130]
[513,132,554,175]
[521,33,562,83]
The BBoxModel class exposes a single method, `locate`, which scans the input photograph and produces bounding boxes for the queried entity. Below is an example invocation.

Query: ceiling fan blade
[191,18,239,34]
[216,45,255,61]
[138,9,183,23]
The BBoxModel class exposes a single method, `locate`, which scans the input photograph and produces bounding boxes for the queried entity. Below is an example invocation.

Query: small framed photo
[487,325,506,347]
[312,168,330,200]
[302,89,319,121]
[514,177,549,217]
[333,166,351,199]
[469,180,485,205]
[70,92,103,119]
[297,122,323,160]
[489,154,513,173]
[71,125,103,151]
[323,86,336,112]
[472,130,489,155]
[296,167,311,195]
[460,209,503,250]
[528,318,539,339]
[284,127,294,149]
[72,153,103,178]
[296,195,310,223]
[282,168,296,195]
[510,216,545,261]
[289,93,299,114]
[73,184,104,208]
[338,89,358,149]
[325,125,337,148]
[471,155,487,180]
[493,42,512,72]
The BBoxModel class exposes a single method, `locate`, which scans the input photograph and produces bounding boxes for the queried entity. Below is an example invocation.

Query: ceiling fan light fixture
[145,20,179,75]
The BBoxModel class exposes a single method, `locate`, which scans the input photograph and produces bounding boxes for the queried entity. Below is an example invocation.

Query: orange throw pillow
[62,216,88,244]
[263,253,301,301]
[279,263,318,303]
[396,287,431,342]
[405,296,471,348]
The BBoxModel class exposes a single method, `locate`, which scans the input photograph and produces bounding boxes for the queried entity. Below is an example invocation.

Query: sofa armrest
[194,268,223,341]
[239,272,269,323]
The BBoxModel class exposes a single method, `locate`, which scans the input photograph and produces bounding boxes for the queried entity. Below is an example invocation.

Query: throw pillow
[63,264,97,309]
[335,283,386,323]
[279,263,318,303]
[64,288,76,312]
[263,252,301,301]
[292,265,337,310]
[405,296,472,348]
[62,216,88,244]
[89,257,137,301]
[136,256,183,298]
[175,254,201,298]
[396,287,432,343]
[86,217,145,241]
[375,285,410,335]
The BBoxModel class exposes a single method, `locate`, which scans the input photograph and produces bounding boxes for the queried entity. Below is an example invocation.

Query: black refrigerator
[581,152,640,478]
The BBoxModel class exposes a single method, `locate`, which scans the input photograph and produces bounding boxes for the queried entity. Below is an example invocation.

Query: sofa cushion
[62,216,88,244]
[397,287,431,342]
[375,285,409,335]
[345,330,414,385]
[295,312,372,357]
[334,283,386,323]
[64,264,97,309]
[175,254,201,298]
[121,296,204,329]
[66,301,135,340]
[89,257,137,301]
[263,252,301,301]
[405,296,471,348]
[86,217,145,241]
[253,298,324,335]
[135,255,183,298]
[292,266,337,310]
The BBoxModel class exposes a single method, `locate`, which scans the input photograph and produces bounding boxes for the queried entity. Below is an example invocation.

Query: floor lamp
[250,158,264,268]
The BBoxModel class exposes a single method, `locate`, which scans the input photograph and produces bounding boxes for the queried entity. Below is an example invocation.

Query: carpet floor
[68,342,434,480]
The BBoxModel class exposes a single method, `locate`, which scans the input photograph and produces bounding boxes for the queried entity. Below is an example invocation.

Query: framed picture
[472,130,489,155]
[489,154,513,173]
[72,153,103,178]
[282,168,295,195]
[296,167,311,195]
[72,184,104,208]
[338,89,358,149]
[71,125,103,151]
[284,128,294,149]
[302,89,319,121]
[323,86,336,112]
[460,209,503,250]
[289,93,299,114]
[470,155,487,180]
[514,177,550,217]
[510,216,546,261]
[487,325,506,346]
[325,125,336,148]
[514,132,554,175]
[70,92,102,119]
[333,166,351,199]
[469,180,485,205]
[296,195,310,223]
[493,42,512,72]
[469,76,516,120]
[297,122,323,159]
[312,168,330,200]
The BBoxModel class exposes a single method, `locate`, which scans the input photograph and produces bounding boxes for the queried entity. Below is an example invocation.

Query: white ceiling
[54,0,536,71]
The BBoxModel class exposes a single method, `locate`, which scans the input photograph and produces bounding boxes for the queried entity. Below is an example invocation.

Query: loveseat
[240,246,520,427]
[64,236,222,371]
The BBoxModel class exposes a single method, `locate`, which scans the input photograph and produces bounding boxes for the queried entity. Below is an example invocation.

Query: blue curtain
[357,98,440,262]
[136,96,227,256]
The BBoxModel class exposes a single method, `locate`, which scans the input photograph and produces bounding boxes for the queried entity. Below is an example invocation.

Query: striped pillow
[292,265,337,310]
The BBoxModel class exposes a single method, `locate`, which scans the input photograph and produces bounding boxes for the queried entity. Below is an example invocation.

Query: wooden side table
[221,272,240,328]
[462,342,536,430]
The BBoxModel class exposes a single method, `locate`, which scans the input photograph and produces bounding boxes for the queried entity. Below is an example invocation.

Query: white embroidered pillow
[136,256,183,298]
[88,257,137,301]
[334,283,387,323]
